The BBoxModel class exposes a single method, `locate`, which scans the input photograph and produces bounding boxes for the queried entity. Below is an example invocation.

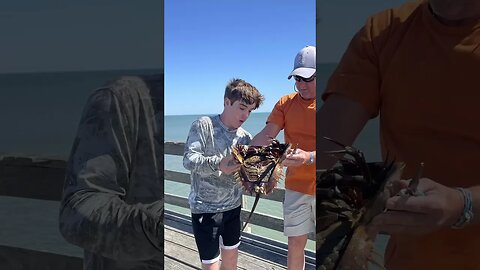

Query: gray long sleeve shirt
[59,75,163,270]
[184,115,251,214]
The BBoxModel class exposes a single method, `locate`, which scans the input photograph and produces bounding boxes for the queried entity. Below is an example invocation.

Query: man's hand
[368,177,464,236]
[218,154,241,175]
[282,148,312,167]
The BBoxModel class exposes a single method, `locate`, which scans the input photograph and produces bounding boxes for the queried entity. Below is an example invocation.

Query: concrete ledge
[0,156,66,201]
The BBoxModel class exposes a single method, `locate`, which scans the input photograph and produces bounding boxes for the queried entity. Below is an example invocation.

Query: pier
[0,145,315,269]
[165,142,315,269]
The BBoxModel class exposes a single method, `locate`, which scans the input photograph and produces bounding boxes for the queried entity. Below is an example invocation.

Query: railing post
[241,194,251,233]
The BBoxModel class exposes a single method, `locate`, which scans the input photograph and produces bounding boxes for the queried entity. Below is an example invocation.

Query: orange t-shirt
[267,92,316,195]
[324,1,480,269]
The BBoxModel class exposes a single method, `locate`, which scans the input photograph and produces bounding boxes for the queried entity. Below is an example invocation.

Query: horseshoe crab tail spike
[324,149,349,155]
[322,136,347,148]
[242,194,261,232]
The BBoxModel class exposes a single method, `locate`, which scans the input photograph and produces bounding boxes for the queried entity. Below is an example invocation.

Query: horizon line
[0,67,164,76]
[165,111,271,117]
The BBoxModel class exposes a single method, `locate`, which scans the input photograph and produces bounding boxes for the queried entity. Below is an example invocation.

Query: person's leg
[202,259,221,270]
[219,206,241,270]
[191,212,223,270]
[288,234,308,270]
[283,189,315,270]
[219,245,238,270]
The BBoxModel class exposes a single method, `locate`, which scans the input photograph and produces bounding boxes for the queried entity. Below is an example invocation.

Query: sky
[0,0,407,113]
[165,0,407,115]
[0,0,163,73]
[0,0,408,75]
[164,0,316,115]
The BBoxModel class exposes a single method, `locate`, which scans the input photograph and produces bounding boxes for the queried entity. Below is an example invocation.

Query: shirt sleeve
[59,87,162,261]
[322,16,381,118]
[183,118,222,177]
[267,98,286,129]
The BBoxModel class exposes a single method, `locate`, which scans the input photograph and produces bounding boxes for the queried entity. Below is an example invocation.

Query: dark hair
[224,78,264,109]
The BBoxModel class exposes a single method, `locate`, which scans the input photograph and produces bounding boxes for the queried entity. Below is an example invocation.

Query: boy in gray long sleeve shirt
[183,78,263,270]
[59,75,163,270]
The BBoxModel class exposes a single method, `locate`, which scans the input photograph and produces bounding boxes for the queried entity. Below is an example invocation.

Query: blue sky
[164,0,316,115]
[0,0,406,77]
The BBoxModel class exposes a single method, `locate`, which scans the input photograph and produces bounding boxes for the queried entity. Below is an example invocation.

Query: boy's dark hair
[224,78,264,109]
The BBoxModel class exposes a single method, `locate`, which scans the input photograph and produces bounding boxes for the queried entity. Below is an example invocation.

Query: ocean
[0,63,380,159]
[0,64,384,256]
[0,68,162,158]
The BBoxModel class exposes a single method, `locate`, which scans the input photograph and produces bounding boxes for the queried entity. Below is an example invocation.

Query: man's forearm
[316,139,344,170]
[251,123,282,146]
[251,131,272,146]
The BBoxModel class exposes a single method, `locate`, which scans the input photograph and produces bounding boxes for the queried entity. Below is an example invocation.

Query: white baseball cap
[288,45,316,79]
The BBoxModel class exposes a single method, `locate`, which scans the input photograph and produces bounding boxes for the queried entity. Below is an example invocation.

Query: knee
[288,235,308,249]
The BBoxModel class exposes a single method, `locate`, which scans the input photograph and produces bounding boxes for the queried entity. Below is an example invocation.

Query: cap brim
[288,68,316,79]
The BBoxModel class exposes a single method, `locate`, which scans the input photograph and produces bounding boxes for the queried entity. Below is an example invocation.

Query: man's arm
[250,122,282,146]
[317,94,371,169]
[320,98,480,235]
[59,86,162,261]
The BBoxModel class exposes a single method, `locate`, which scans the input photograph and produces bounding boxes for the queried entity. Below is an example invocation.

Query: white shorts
[283,189,316,237]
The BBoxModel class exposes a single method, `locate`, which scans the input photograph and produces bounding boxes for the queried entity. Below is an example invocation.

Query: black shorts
[191,206,242,263]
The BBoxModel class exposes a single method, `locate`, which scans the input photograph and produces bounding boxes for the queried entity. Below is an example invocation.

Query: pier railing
[165,141,315,269]
[165,141,306,237]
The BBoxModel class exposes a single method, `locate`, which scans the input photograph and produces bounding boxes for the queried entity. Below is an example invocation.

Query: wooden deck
[165,210,316,270]
[0,196,316,270]
[0,153,317,269]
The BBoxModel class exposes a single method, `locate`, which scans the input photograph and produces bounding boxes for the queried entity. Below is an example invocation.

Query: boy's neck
[219,113,236,131]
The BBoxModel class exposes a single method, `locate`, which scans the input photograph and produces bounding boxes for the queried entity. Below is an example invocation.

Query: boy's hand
[219,154,241,175]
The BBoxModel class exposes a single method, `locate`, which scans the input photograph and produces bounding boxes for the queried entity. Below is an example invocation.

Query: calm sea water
[0,68,161,158]
[0,64,385,255]
[0,63,379,158]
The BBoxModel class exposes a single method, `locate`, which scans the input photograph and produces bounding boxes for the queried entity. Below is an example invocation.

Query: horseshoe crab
[317,137,404,270]
[231,139,291,230]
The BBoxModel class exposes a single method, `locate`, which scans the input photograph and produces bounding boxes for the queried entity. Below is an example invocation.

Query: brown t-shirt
[324,1,480,269]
